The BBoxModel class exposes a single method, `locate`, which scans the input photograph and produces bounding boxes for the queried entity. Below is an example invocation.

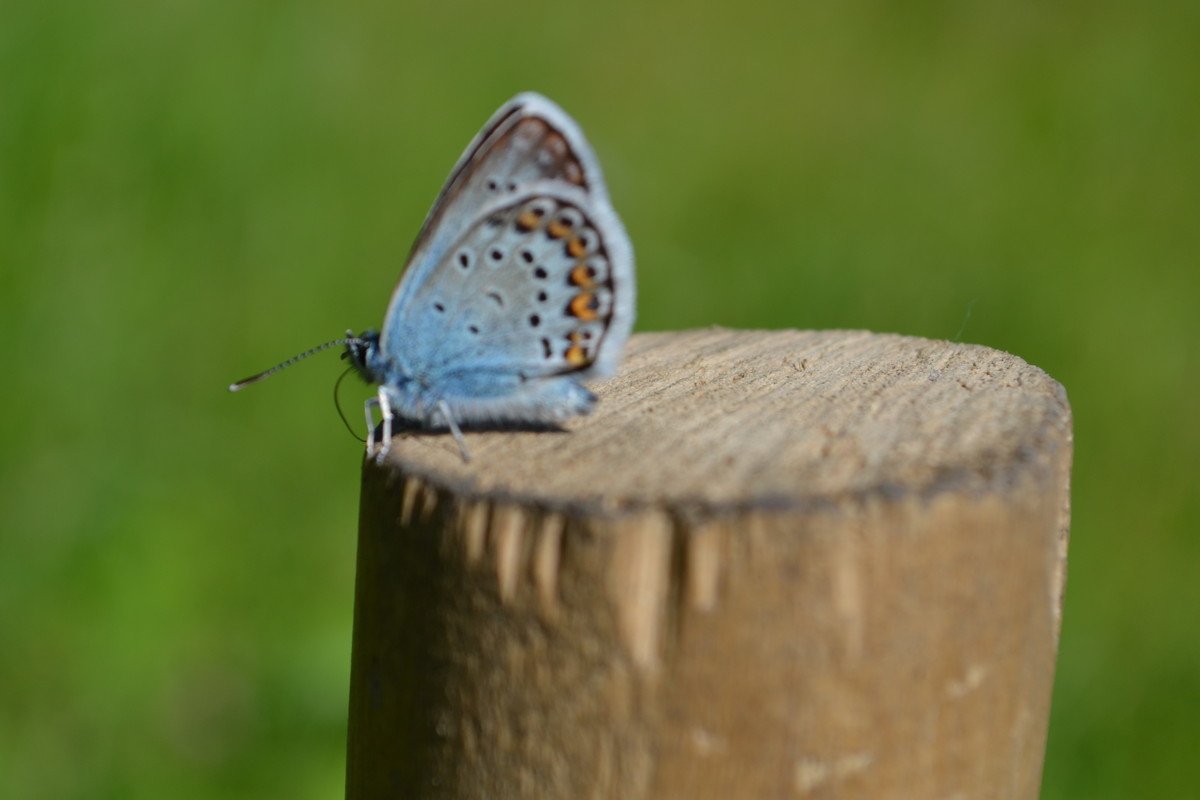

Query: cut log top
[350,328,1074,799]
[378,328,1071,510]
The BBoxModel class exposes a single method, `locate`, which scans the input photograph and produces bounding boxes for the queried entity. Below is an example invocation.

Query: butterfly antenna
[334,366,368,442]
[228,337,362,392]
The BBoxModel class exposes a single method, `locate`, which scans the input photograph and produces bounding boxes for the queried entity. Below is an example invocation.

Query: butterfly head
[344,330,381,383]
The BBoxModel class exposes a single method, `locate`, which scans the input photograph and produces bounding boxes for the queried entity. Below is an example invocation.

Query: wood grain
[345,328,1073,800]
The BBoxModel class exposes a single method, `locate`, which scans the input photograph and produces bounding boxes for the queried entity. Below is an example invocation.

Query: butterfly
[231,93,635,462]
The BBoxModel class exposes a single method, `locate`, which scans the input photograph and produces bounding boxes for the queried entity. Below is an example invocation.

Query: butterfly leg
[363,390,394,462]
[363,395,380,458]
[371,388,396,463]
[437,399,471,463]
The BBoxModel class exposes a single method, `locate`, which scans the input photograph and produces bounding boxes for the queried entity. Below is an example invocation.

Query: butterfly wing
[376,94,634,425]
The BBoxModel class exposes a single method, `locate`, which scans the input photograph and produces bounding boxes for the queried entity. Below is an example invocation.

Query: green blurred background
[2,0,1196,797]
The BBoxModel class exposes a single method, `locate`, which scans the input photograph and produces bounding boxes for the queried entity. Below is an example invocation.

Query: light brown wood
[345,328,1072,800]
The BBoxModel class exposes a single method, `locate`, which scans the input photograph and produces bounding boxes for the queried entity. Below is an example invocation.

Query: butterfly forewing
[387,95,612,326]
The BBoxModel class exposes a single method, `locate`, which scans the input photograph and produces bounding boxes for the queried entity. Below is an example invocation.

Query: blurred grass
[1,0,1196,797]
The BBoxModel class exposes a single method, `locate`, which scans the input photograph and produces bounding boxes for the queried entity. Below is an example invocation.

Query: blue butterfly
[231,93,635,462]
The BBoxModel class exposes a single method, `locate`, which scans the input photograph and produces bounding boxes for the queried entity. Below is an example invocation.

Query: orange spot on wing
[516,210,542,231]
[547,219,571,239]
[569,292,600,321]
[564,345,590,367]
[569,263,596,288]
[566,236,587,258]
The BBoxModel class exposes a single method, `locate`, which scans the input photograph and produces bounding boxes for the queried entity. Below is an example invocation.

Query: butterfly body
[346,93,635,460]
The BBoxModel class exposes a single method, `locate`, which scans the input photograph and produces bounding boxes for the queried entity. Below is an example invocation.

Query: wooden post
[344,328,1072,800]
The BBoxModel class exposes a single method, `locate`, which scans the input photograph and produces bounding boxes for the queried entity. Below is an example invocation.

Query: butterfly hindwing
[394,183,627,393]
